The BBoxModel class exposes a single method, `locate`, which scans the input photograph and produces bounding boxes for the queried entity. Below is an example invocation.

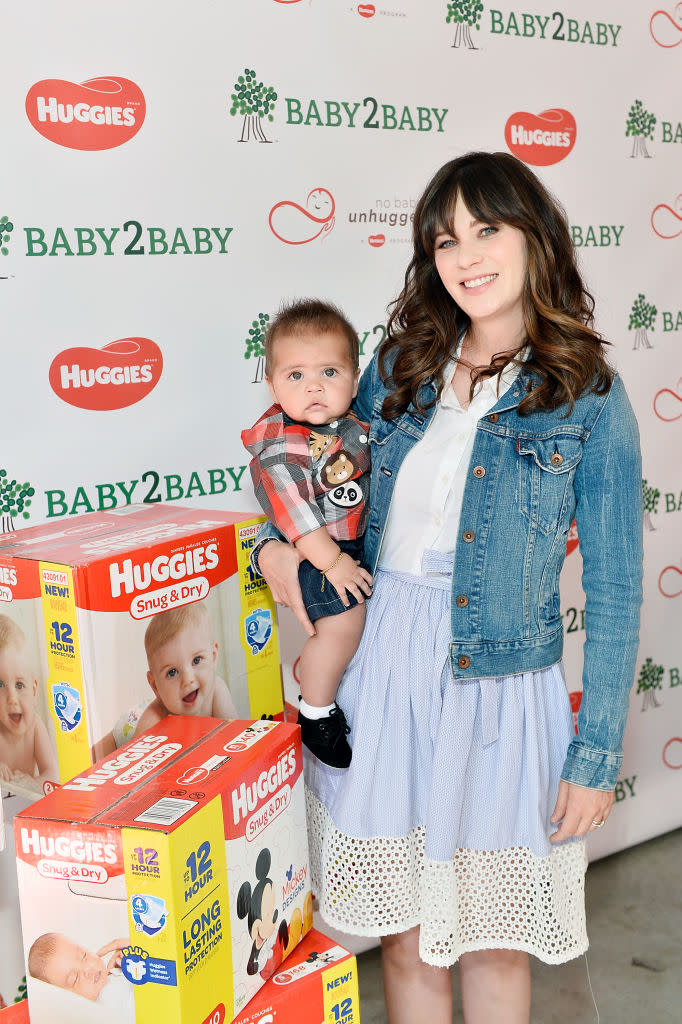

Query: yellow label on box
[121,797,234,1023]
[39,561,90,781]
[236,519,282,718]
[322,957,361,1024]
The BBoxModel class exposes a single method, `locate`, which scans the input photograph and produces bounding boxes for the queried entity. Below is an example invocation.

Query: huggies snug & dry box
[14,716,311,1023]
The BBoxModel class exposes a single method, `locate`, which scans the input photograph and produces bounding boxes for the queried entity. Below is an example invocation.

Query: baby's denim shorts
[298,536,369,622]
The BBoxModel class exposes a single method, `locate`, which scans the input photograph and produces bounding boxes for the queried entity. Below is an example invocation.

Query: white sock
[299,698,335,720]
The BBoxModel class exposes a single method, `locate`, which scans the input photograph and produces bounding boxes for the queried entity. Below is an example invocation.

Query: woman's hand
[258,540,315,637]
[549,779,615,843]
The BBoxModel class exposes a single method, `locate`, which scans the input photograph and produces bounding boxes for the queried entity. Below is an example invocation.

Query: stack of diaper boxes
[0,504,283,1010]
[13,716,323,1023]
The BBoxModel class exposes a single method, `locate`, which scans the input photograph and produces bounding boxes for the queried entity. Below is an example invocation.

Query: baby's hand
[324,554,373,606]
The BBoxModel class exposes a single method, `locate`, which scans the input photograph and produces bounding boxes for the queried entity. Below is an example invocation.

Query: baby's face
[266,329,359,426]
[147,622,218,717]
[42,934,108,1001]
[0,646,37,737]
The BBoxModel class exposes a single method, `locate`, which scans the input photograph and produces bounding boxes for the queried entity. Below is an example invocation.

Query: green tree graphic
[244,312,270,382]
[629,293,656,350]
[230,69,277,143]
[0,215,13,257]
[625,100,656,158]
[0,470,35,533]
[446,0,484,49]
[636,657,664,710]
[642,478,659,532]
[14,977,27,1004]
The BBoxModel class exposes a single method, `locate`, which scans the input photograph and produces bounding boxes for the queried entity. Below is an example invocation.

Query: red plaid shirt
[242,404,370,543]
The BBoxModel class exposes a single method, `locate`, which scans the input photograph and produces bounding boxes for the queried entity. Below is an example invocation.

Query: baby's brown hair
[144,602,213,662]
[264,298,360,376]
[28,932,59,981]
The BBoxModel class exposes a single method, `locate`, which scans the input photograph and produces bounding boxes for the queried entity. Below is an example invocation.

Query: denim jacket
[253,353,643,790]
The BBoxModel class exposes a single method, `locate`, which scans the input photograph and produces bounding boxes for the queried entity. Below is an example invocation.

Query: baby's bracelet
[320,551,345,591]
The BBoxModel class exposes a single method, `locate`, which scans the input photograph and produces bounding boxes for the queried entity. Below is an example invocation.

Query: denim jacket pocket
[518,435,583,535]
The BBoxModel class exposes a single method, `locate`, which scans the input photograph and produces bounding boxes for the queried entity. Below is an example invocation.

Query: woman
[255,152,643,1023]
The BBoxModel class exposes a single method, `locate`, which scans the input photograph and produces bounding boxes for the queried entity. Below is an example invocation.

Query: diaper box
[0,1003,27,1023]
[233,928,360,1024]
[0,504,282,793]
[14,716,311,1024]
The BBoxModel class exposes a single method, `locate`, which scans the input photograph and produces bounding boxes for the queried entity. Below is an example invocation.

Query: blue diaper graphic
[131,894,168,936]
[244,609,273,655]
[52,683,82,732]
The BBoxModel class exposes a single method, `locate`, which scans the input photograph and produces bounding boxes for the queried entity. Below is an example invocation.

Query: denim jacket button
[550,452,564,467]
[462,530,475,543]
[487,413,499,423]
[456,594,469,607]
[458,655,470,669]
[472,465,486,478]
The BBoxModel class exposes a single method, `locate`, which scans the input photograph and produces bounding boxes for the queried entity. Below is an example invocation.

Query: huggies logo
[49,338,163,411]
[109,544,220,598]
[25,77,146,150]
[504,108,576,165]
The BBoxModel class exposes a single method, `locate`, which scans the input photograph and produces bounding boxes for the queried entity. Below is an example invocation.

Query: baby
[132,601,237,737]
[242,298,372,769]
[0,614,57,788]
[93,602,238,758]
[28,932,127,1002]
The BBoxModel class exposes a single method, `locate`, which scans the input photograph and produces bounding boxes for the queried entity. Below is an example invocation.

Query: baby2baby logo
[505,108,576,165]
[49,337,163,411]
[230,66,448,141]
[25,76,145,150]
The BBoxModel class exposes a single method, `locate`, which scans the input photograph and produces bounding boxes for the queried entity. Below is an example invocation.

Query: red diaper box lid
[233,928,360,1024]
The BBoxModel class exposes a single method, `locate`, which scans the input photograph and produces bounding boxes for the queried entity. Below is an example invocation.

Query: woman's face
[433,194,527,338]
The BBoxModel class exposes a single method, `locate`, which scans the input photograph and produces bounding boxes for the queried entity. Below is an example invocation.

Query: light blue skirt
[305,554,588,966]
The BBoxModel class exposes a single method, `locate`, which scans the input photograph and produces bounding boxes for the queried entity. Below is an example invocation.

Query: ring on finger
[591,819,605,828]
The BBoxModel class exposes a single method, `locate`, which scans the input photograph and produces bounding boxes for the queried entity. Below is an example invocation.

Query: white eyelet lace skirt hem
[307,789,588,968]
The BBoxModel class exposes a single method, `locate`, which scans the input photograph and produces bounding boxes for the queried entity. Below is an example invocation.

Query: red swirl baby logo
[650,4,682,46]
[49,337,163,411]
[26,77,145,151]
[662,736,682,769]
[368,234,385,247]
[504,108,576,166]
[268,187,336,245]
[358,4,376,15]
[651,193,682,238]
[653,377,682,420]
[659,562,682,598]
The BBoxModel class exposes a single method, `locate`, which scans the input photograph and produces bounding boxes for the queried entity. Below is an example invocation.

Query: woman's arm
[562,375,643,790]
[258,540,315,637]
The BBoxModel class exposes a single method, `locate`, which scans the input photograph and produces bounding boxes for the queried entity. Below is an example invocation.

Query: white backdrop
[2,0,681,1005]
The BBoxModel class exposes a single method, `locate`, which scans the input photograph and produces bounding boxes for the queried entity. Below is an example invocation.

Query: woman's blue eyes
[436,225,498,249]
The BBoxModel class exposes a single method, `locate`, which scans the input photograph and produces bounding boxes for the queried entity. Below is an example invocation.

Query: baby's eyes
[192,655,203,666]
[166,667,178,678]
[288,370,303,381]
[15,680,24,690]
[323,368,337,378]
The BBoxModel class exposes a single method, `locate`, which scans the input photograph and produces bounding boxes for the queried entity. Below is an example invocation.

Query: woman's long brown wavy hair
[379,151,613,420]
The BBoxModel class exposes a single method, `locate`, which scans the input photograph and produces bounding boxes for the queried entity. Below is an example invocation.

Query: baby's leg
[299,603,366,707]
[297,604,365,768]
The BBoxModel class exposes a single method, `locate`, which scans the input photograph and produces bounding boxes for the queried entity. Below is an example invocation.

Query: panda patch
[327,482,363,509]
